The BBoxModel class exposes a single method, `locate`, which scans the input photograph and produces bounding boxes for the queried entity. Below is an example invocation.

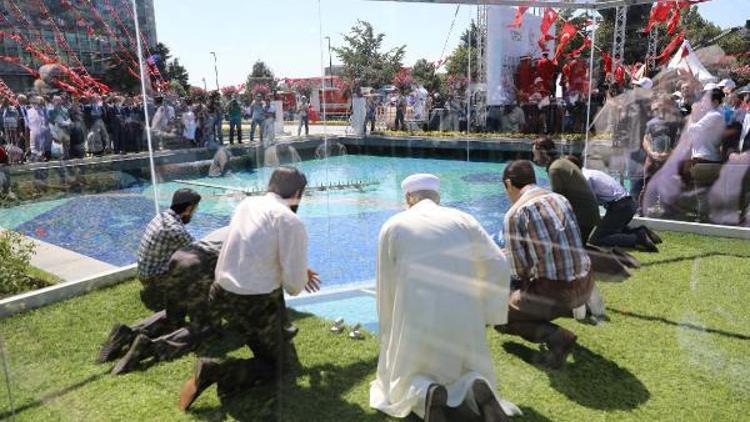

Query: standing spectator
[641,98,681,211]
[263,95,277,146]
[27,97,49,161]
[297,96,309,137]
[68,97,86,159]
[365,95,377,134]
[106,96,125,154]
[2,99,20,150]
[48,96,72,159]
[226,97,243,144]
[249,93,266,143]
[182,100,198,146]
[84,95,110,154]
[394,91,406,131]
[17,95,30,155]
[209,93,224,145]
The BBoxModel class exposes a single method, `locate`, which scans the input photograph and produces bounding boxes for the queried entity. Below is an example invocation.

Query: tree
[332,20,406,89]
[445,21,480,80]
[150,43,190,90]
[411,58,442,93]
[245,60,276,96]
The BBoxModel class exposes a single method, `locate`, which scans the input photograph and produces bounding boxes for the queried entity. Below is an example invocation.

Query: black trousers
[229,120,242,144]
[589,197,638,248]
[206,284,292,394]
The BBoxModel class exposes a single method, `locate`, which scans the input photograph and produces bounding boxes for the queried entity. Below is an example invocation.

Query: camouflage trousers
[203,283,295,396]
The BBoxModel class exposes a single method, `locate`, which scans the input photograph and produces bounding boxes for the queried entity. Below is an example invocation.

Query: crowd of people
[0,91,286,166]
[94,133,661,420]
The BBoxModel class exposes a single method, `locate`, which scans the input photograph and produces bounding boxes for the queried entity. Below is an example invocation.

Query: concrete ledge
[0,264,136,319]
[633,217,750,240]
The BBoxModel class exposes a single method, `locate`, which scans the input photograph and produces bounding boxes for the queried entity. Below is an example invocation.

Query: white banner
[486,6,555,106]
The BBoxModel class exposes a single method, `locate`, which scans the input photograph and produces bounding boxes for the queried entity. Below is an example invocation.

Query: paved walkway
[29,236,118,282]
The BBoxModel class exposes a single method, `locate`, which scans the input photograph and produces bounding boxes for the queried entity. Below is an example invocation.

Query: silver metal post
[583,15,598,169]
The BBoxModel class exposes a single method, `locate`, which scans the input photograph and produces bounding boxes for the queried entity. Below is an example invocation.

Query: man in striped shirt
[495,160,593,369]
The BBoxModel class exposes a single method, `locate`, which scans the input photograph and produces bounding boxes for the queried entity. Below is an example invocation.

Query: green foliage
[411,59,443,93]
[246,60,277,95]
[445,21,480,80]
[0,230,42,297]
[332,20,406,89]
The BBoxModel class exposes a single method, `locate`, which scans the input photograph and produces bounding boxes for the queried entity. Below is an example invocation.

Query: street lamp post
[202,77,207,92]
[210,51,219,92]
[324,36,333,76]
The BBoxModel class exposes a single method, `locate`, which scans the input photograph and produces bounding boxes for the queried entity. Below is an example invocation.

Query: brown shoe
[178,358,220,411]
[424,384,449,422]
[545,329,577,369]
[472,379,509,422]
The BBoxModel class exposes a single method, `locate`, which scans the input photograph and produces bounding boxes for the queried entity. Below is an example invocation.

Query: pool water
[1,154,548,330]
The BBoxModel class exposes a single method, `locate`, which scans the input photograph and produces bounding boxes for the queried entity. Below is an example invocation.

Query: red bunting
[507,6,528,29]
[554,22,578,63]
[566,36,591,59]
[667,7,681,35]
[602,51,613,75]
[645,1,674,33]
[538,8,559,52]
[655,31,686,64]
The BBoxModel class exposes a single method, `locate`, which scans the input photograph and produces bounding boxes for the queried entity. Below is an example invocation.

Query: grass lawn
[0,231,749,421]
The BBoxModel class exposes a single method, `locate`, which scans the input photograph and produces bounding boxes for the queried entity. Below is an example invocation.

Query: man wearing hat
[371,174,519,422]
[249,93,266,143]
[297,95,310,137]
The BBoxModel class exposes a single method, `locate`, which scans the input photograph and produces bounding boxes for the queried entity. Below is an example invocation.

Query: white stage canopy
[367,0,660,11]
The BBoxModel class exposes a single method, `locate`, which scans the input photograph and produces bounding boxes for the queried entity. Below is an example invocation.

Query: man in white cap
[371,174,519,422]
[633,77,653,90]
[718,78,736,96]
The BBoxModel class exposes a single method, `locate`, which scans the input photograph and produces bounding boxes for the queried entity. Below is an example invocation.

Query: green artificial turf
[0,231,749,421]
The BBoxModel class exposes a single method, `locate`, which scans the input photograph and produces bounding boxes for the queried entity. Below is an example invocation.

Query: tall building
[0,0,157,92]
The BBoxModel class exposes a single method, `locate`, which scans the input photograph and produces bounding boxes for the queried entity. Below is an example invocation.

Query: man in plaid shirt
[495,160,593,369]
[97,189,204,371]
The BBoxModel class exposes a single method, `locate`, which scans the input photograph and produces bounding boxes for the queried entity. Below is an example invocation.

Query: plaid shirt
[503,186,590,282]
[137,209,194,279]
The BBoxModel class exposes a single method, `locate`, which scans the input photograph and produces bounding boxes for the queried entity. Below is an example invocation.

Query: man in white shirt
[566,156,659,252]
[370,174,518,422]
[689,88,728,219]
[179,166,321,411]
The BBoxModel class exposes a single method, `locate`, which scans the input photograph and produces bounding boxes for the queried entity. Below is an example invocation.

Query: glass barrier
[0,0,748,420]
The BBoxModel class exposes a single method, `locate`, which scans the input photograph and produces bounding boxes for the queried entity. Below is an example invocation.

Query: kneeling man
[496,161,593,368]
[371,174,520,422]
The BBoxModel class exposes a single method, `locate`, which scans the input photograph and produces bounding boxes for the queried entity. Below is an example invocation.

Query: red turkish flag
[667,8,681,35]
[554,22,578,63]
[655,31,686,64]
[645,1,674,33]
[566,36,591,59]
[602,51,613,75]
[538,8,559,51]
[507,6,528,29]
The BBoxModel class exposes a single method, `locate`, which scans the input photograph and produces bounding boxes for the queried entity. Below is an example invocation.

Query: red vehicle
[283,76,351,120]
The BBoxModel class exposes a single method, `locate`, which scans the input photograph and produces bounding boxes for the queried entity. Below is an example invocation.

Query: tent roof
[367,0,660,10]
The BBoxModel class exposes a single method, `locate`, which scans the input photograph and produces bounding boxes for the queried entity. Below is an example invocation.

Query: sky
[152,0,749,87]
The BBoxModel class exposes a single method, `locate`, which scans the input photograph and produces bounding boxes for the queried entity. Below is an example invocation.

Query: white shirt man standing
[371,174,519,422]
[179,166,320,411]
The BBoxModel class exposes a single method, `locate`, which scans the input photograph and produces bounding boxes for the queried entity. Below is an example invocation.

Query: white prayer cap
[633,78,653,90]
[671,91,683,98]
[718,79,736,89]
[703,82,718,91]
[534,77,544,84]
[401,174,440,194]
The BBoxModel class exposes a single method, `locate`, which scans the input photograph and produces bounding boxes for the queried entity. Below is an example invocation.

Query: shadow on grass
[607,308,750,341]
[502,342,650,411]
[640,251,750,268]
[0,371,108,420]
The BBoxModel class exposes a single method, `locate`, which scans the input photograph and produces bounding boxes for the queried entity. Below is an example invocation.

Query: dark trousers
[496,273,593,343]
[229,120,242,144]
[589,197,638,248]
[250,119,264,142]
[395,110,405,131]
[298,115,309,136]
[206,284,292,394]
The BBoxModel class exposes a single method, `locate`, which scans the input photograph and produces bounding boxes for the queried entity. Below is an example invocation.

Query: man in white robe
[370,174,520,422]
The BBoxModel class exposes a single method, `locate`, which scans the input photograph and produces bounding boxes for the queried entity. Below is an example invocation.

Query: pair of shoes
[635,230,659,253]
[179,358,222,411]
[111,334,153,375]
[472,379,509,422]
[545,329,577,369]
[424,384,449,422]
[96,324,135,363]
[640,226,663,244]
